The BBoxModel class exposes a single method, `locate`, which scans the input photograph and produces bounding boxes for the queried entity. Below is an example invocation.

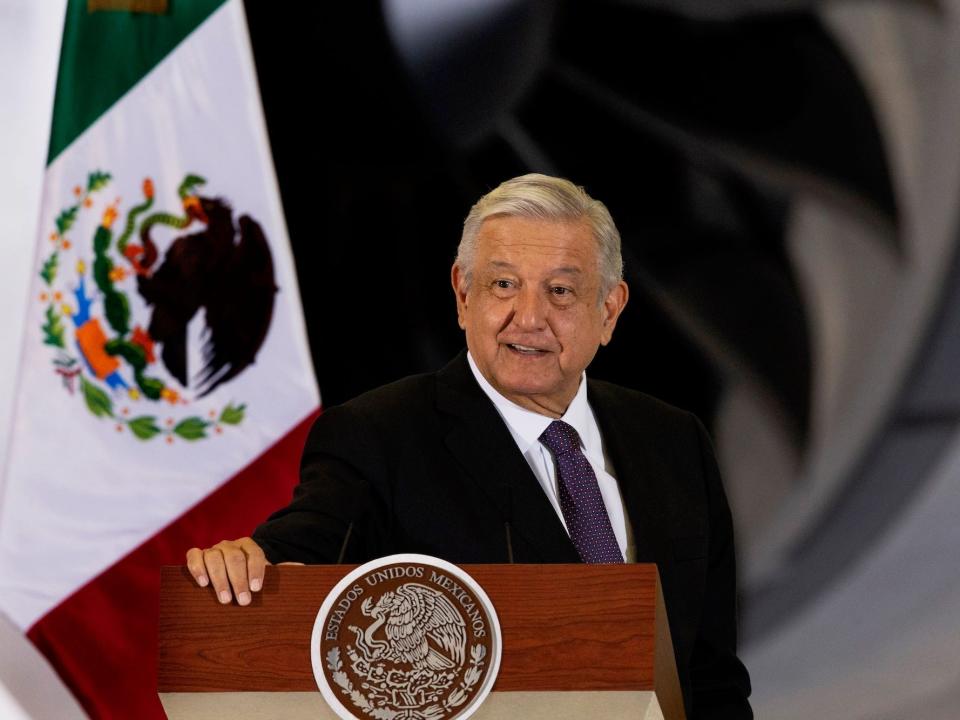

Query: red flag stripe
[27,409,320,720]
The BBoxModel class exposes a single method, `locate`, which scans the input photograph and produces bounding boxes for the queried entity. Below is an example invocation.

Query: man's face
[451,215,629,417]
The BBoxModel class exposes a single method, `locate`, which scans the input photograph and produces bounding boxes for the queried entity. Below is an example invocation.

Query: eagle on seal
[356,583,467,671]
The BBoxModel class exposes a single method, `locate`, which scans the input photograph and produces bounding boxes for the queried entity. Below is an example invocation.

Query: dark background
[243,1,893,449]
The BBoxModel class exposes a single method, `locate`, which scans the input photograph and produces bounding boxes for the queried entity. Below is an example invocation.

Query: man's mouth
[505,343,548,356]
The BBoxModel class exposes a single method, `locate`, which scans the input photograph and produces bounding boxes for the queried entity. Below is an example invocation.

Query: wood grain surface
[158,564,662,694]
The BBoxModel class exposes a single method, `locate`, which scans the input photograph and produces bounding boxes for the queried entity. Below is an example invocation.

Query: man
[186,174,752,718]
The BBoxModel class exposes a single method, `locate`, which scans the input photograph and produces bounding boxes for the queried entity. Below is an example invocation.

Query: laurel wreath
[326,643,486,720]
[443,644,486,713]
[80,373,245,441]
[38,171,248,443]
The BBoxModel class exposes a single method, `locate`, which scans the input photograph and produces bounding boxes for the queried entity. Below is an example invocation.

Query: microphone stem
[336,522,354,564]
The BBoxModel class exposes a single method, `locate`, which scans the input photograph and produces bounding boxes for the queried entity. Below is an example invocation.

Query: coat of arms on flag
[37,170,278,443]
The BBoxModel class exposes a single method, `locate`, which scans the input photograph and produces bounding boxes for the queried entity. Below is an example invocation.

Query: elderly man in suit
[186,173,752,718]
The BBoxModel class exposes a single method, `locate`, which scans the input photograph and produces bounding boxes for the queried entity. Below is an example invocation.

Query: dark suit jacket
[254,351,752,719]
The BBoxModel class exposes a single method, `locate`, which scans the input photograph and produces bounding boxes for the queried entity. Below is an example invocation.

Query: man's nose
[511,286,548,330]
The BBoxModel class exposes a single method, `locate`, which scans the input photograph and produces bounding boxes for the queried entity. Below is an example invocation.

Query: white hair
[456,173,623,297]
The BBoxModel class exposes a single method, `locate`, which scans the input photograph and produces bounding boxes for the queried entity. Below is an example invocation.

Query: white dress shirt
[467,353,636,561]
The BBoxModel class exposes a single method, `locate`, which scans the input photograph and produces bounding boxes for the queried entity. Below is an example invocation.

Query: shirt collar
[466,351,592,453]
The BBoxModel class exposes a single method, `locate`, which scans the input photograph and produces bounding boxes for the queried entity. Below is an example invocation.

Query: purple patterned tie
[539,420,624,564]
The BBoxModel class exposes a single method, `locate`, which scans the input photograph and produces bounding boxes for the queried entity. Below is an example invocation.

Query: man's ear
[599,280,629,346]
[451,263,468,330]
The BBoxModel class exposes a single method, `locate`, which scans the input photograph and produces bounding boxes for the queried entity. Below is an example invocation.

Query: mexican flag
[0,1,319,717]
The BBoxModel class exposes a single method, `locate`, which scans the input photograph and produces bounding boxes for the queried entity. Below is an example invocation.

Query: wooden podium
[158,564,685,720]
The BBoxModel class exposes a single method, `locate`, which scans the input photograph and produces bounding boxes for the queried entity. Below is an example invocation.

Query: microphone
[502,483,514,563]
[336,522,354,564]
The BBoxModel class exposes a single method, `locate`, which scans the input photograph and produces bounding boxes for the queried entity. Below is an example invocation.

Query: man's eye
[551,286,572,296]
[494,279,514,289]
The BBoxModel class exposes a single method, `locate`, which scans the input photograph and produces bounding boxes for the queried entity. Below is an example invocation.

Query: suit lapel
[435,353,579,563]
[588,381,671,565]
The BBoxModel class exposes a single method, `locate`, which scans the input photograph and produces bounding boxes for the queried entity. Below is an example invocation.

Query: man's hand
[185,537,267,606]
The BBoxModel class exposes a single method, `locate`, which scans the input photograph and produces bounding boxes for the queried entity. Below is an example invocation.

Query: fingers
[222,540,254,606]
[185,547,209,587]
[241,537,267,593]
[184,537,267,606]
[204,545,233,605]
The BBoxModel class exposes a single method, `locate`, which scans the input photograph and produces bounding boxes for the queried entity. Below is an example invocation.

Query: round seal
[312,554,502,720]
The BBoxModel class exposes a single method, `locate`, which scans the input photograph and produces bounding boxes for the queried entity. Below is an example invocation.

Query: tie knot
[539,420,582,457]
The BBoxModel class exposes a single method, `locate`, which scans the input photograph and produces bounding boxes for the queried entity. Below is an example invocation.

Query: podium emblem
[312,554,502,720]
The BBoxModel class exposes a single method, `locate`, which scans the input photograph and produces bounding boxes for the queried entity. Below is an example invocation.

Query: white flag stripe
[0,0,318,630]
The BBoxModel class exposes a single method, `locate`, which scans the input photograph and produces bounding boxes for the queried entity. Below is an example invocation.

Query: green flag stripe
[48,0,228,164]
